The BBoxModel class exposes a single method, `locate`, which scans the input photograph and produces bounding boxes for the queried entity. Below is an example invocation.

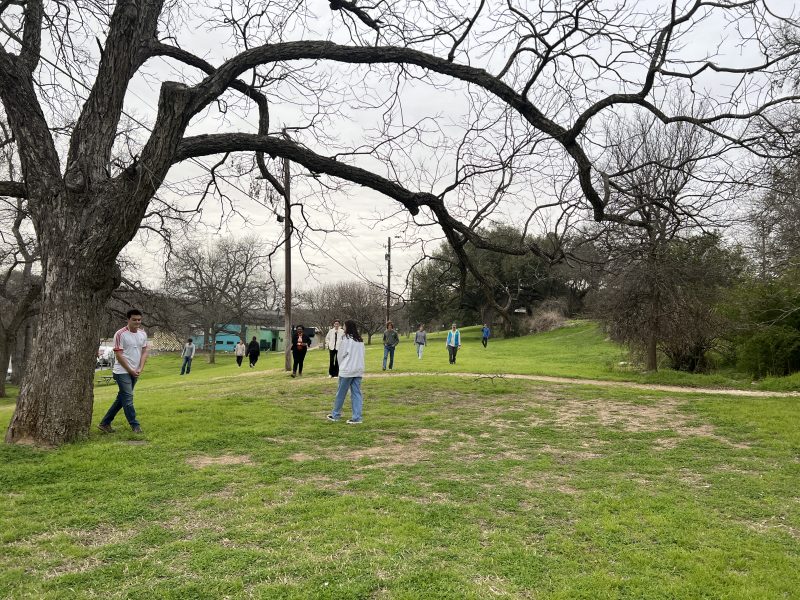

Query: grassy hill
[0,322,798,598]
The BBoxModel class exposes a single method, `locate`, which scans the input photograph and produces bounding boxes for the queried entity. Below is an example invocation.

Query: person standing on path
[414,324,427,359]
[446,323,461,365]
[481,324,490,348]
[180,338,196,375]
[98,309,148,434]
[291,325,311,377]
[235,339,247,367]
[328,320,366,424]
[382,321,400,370]
[246,336,260,368]
[325,319,342,378]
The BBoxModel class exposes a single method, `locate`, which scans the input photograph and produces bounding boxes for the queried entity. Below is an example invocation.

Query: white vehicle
[96,346,115,368]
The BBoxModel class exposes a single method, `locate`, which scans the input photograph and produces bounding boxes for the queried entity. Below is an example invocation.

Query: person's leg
[382,345,389,370]
[180,357,185,375]
[349,377,363,422]
[292,349,299,375]
[100,374,128,426]
[297,350,306,375]
[236,355,242,367]
[332,350,338,376]
[447,346,455,364]
[185,357,192,374]
[120,375,140,427]
[252,354,258,367]
[331,377,350,419]
[388,346,395,369]
[452,347,458,364]
[482,337,487,348]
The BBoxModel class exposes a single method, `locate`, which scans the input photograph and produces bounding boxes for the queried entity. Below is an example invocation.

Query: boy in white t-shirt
[98,309,149,434]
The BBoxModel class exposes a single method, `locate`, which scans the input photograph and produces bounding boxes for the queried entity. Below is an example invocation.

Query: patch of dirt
[185,454,254,468]
[289,452,316,462]
[745,518,800,540]
[538,443,602,462]
[121,440,148,446]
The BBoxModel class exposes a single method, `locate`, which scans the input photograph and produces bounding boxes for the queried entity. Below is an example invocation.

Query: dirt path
[367,371,800,398]
[214,367,798,398]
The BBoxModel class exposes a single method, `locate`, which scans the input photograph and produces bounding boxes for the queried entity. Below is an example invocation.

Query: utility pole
[283,154,292,372]
[385,236,391,325]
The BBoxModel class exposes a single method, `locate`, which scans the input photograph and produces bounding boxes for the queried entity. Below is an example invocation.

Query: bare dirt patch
[186,454,254,468]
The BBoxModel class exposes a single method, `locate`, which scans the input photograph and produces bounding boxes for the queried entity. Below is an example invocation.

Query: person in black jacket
[291,325,311,377]
[246,336,260,368]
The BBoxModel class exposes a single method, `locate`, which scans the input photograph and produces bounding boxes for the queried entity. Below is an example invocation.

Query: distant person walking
[180,338,196,375]
[446,323,461,365]
[482,324,490,348]
[247,336,260,368]
[414,324,427,359]
[328,320,366,424]
[382,321,399,370]
[98,309,148,434]
[325,319,342,378]
[235,339,247,367]
[291,325,311,377]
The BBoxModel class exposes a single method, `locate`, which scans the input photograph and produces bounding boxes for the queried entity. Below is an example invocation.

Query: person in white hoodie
[327,320,366,424]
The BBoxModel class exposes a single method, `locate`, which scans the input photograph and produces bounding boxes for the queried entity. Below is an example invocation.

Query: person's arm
[138,345,149,373]
[190,345,196,358]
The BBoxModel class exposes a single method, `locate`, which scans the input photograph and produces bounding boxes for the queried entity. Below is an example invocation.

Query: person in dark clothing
[246,336,260,368]
[291,325,311,377]
[382,321,400,370]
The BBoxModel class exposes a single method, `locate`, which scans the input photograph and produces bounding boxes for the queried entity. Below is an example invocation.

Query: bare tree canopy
[1,0,799,444]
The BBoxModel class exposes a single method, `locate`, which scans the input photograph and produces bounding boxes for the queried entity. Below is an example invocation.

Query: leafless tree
[165,236,274,363]
[1,0,798,444]
[300,280,385,344]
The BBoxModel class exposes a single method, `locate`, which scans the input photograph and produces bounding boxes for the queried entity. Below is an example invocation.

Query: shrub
[737,325,800,378]
[528,309,565,333]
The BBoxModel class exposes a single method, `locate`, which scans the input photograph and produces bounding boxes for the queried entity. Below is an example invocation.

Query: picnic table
[97,374,114,386]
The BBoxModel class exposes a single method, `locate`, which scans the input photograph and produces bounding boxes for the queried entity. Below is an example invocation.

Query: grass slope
[0,326,798,598]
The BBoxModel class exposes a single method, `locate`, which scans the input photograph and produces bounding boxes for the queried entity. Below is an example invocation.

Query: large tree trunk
[5,257,119,445]
[11,320,36,386]
[645,330,658,372]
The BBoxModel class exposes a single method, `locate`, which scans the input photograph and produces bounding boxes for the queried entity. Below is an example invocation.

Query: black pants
[249,354,259,367]
[236,355,243,366]
[448,345,458,364]
[292,349,307,374]
[329,350,339,377]
[482,337,488,348]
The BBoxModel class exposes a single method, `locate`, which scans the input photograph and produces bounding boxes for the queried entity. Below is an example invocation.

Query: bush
[528,309,565,333]
[737,325,800,378]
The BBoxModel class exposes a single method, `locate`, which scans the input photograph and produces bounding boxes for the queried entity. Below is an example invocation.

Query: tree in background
[165,237,273,363]
[300,281,385,345]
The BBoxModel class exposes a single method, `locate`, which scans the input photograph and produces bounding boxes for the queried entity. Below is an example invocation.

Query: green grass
[1,328,799,598]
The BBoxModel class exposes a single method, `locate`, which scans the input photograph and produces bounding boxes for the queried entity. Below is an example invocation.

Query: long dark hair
[344,320,363,342]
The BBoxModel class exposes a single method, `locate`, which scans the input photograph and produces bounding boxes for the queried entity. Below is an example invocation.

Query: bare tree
[165,237,273,363]
[1,1,798,444]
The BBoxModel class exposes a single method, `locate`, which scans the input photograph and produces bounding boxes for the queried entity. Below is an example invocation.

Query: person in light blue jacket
[446,323,461,365]
[327,320,366,424]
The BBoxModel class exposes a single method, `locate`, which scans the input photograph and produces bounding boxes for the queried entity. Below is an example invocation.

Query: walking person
[291,325,311,377]
[98,309,148,434]
[235,339,247,367]
[446,323,461,365]
[382,321,399,370]
[414,324,427,359]
[482,323,491,348]
[246,336,260,368]
[325,319,343,378]
[180,338,196,375]
[327,320,366,424]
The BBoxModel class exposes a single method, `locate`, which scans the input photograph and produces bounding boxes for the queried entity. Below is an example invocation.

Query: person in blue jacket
[481,324,490,348]
[446,323,461,365]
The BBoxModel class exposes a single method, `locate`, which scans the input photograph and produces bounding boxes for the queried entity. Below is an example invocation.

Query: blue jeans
[101,373,139,427]
[382,345,395,369]
[416,343,424,359]
[331,377,363,421]
[180,356,192,374]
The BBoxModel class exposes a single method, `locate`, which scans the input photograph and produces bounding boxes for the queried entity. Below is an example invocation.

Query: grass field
[1,324,799,598]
